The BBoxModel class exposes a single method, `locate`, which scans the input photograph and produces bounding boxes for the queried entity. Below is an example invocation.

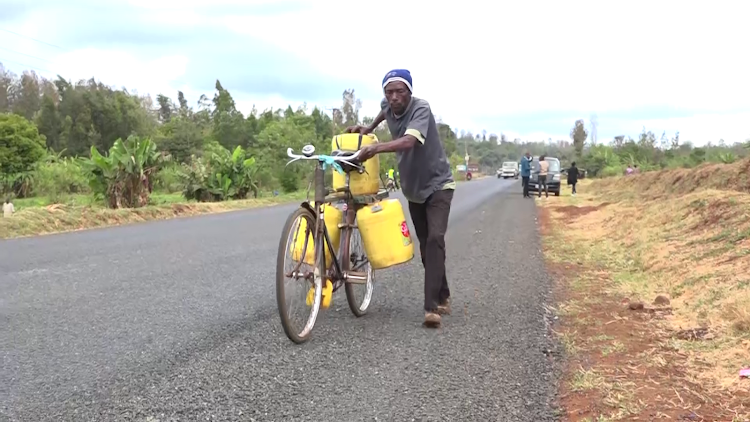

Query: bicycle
[276,144,390,344]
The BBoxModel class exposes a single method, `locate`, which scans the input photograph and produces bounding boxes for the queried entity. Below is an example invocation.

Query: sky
[0,0,748,145]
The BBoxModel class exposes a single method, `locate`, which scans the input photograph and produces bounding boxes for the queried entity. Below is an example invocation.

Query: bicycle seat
[330,150,363,172]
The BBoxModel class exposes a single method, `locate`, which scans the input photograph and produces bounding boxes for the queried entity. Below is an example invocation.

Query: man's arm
[371,133,419,154]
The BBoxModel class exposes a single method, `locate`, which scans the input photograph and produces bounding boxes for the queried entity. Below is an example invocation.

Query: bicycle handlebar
[285,147,365,174]
[286,148,362,162]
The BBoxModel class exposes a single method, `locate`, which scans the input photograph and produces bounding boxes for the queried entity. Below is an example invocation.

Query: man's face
[384,81,411,115]
[525,152,530,158]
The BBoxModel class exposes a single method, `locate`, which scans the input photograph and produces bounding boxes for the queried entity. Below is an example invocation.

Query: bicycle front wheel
[276,207,322,344]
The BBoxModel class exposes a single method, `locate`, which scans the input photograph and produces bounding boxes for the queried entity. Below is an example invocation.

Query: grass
[3,171,486,240]
[1,191,308,239]
[540,168,750,420]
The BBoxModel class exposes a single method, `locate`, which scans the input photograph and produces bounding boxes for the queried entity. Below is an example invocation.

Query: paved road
[1,177,559,422]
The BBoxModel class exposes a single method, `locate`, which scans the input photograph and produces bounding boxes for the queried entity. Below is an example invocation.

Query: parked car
[527,156,561,196]
[497,161,519,179]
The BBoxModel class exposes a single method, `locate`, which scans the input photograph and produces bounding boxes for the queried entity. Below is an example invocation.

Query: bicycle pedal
[321,279,333,309]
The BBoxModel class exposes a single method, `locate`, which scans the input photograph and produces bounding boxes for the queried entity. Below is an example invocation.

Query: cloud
[0,0,748,144]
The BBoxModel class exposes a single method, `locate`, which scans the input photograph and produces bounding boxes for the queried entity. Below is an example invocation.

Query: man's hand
[344,125,371,135]
[357,145,378,161]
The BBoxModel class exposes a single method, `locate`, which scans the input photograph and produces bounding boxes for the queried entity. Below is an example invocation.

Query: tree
[341,89,362,127]
[570,119,588,157]
[0,112,47,179]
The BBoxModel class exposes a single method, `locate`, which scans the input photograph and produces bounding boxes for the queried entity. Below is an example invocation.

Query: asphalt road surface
[1,176,560,422]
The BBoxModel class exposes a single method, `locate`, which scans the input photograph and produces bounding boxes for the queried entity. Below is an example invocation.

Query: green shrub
[180,145,259,202]
[153,162,184,194]
[279,169,298,193]
[599,165,625,178]
[33,157,89,200]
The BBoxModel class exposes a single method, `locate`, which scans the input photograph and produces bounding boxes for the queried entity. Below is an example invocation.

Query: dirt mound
[593,157,750,197]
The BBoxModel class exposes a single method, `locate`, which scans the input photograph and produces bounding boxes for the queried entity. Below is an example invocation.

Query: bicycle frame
[284,146,384,292]
[312,163,368,292]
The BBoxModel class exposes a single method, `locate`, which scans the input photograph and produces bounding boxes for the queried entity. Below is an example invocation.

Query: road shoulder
[539,185,749,421]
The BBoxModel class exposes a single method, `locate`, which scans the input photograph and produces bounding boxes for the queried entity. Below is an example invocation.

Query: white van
[497,161,519,179]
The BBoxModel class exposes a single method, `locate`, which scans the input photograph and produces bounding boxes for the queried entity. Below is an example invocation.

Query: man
[519,152,533,198]
[567,161,580,196]
[537,155,550,198]
[345,69,455,328]
[387,167,400,189]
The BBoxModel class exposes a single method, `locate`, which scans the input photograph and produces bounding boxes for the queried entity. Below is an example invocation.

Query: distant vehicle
[528,156,561,196]
[497,161,519,179]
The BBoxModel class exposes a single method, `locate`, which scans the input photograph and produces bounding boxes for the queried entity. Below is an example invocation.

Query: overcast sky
[1,0,747,145]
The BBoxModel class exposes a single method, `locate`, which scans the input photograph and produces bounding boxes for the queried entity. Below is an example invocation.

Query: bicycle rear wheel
[276,207,322,344]
[345,224,374,317]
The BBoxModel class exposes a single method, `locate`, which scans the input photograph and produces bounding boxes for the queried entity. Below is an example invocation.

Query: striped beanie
[382,69,412,93]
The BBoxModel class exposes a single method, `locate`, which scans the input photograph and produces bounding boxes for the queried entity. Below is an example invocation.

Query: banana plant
[81,135,163,208]
[717,152,736,164]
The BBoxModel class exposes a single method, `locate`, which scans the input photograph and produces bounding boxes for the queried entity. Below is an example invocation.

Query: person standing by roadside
[3,198,15,218]
[519,152,533,198]
[344,69,455,328]
[537,155,550,199]
[567,161,580,196]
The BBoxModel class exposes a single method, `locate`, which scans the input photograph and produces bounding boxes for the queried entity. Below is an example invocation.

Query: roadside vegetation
[2,61,749,240]
[541,159,750,421]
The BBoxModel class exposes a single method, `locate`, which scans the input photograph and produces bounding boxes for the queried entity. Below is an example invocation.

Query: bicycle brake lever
[285,157,302,166]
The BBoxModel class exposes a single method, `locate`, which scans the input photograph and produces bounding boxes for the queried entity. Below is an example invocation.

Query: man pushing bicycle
[345,69,455,328]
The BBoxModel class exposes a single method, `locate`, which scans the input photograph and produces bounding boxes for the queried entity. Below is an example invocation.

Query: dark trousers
[538,175,548,197]
[521,176,530,197]
[408,189,453,312]
[571,182,577,194]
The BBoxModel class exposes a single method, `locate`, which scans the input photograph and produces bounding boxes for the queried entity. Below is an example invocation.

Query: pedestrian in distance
[519,152,533,198]
[345,68,455,329]
[567,161,580,196]
[3,197,15,218]
[537,155,550,199]
[388,167,400,189]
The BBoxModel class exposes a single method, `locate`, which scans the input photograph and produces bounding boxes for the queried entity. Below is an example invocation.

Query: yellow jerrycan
[356,199,414,269]
[290,204,343,268]
[331,133,380,196]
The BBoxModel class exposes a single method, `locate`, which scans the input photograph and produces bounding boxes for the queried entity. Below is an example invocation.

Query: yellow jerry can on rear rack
[290,203,343,268]
[356,198,414,269]
[331,133,380,196]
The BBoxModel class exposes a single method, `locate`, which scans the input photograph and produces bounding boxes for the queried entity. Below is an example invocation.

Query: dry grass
[541,167,750,421]
[0,195,304,239]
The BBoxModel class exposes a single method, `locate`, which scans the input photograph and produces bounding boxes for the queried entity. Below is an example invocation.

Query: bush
[33,157,89,200]
[599,165,625,178]
[180,145,259,202]
[0,113,47,197]
[279,169,298,193]
[152,162,184,193]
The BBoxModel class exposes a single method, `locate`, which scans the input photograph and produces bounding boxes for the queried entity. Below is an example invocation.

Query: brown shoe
[437,299,451,315]
[423,312,441,328]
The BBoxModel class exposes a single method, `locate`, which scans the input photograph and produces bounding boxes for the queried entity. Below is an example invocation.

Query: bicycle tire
[345,224,374,317]
[276,207,322,344]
